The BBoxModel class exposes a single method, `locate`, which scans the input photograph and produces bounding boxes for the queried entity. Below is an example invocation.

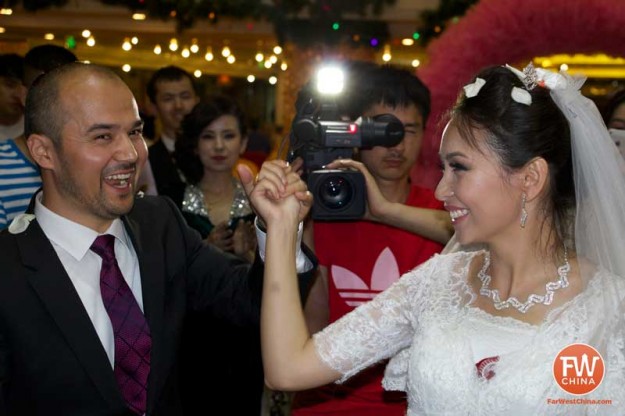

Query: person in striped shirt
[0,54,26,142]
[0,136,41,228]
[0,45,77,229]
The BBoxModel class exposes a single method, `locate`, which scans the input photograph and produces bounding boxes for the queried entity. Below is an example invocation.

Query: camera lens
[318,175,353,209]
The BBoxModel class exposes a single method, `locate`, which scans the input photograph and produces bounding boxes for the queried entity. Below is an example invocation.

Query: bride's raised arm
[242,160,340,390]
[242,159,419,391]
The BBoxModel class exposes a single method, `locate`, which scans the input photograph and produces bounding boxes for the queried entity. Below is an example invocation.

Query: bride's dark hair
[452,65,575,247]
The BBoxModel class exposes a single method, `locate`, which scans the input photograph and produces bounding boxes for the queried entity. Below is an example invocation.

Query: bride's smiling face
[435,121,523,246]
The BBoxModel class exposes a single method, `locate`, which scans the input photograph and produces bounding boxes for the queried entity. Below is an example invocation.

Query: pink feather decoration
[412,0,625,190]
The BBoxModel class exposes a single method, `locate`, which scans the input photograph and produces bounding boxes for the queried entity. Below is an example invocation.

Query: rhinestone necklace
[477,249,570,314]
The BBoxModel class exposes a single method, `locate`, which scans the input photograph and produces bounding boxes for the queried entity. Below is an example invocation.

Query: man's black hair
[24,45,77,74]
[0,53,24,80]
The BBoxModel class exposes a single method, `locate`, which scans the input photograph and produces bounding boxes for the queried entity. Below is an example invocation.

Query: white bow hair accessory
[464,64,573,106]
[511,87,532,106]
[463,77,486,98]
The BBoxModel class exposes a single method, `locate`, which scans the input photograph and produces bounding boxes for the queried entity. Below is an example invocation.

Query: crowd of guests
[0,46,78,228]
[1,42,625,416]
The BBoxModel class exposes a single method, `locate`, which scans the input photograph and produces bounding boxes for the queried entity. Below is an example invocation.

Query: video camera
[288,66,405,220]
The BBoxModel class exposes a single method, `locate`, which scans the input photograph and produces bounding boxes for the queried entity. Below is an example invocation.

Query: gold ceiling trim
[534,54,625,79]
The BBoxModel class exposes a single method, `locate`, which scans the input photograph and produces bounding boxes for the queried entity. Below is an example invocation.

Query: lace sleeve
[313,255,440,383]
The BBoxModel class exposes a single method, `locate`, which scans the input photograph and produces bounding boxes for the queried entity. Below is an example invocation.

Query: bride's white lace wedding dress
[313,251,625,415]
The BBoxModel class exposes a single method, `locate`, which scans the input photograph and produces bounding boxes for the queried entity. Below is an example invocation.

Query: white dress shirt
[35,193,142,368]
[32,192,311,368]
[255,219,312,272]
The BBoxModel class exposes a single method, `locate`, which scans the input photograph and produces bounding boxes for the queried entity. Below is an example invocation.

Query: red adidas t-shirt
[292,185,444,416]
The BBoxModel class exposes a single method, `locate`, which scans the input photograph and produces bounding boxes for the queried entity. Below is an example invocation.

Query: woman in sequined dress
[175,96,257,263]
[174,96,264,415]
[252,65,625,415]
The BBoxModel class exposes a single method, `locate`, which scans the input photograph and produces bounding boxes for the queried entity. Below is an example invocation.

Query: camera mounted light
[316,66,345,96]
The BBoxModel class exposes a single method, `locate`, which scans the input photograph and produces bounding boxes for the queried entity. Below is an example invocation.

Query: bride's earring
[520,193,528,228]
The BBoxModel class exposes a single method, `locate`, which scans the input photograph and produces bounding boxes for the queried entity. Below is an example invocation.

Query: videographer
[293,64,453,416]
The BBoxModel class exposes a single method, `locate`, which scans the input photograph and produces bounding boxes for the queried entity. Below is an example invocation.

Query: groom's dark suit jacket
[0,194,313,415]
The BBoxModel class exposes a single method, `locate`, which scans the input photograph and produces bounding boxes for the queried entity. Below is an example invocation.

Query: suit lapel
[122,213,167,412]
[16,220,123,407]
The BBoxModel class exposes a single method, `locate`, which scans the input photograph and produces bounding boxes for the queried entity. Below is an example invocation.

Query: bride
[247,64,625,415]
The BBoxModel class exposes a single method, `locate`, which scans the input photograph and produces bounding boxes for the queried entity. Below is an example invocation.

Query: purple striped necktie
[91,234,151,415]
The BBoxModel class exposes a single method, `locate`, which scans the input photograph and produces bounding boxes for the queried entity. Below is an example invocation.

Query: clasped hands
[238,160,312,231]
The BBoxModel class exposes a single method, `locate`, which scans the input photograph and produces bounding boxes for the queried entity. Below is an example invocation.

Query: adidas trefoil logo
[331,247,400,307]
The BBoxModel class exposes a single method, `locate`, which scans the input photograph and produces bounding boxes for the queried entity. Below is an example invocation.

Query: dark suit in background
[148,140,185,207]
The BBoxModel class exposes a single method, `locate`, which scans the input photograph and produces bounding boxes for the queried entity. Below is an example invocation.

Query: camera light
[349,124,358,134]
[316,66,344,96]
